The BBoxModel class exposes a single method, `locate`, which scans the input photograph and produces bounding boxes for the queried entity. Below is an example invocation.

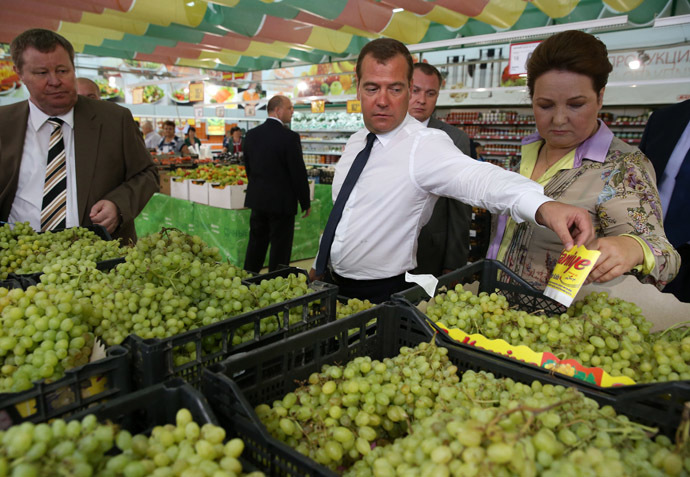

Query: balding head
[77,78,100,100]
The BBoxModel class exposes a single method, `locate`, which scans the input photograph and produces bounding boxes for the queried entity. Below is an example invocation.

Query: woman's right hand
[585,236,645,284]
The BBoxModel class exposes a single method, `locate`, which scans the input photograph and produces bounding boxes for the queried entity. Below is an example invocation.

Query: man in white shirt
[309,38,595,302]
[142,120,162,151]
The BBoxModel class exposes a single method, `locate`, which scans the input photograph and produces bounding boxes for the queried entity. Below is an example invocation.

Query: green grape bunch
[425,287,690,383]
[346,369,686,477]
[0,286,96,392]
[0,408,264,477]
[0,223,122,280]
[255,340,460,471]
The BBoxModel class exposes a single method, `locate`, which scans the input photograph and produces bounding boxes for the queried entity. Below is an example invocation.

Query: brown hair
[526,30,612,98]
[163,120,176,129]
[356,38,413,84]
[11,28,75,72]
[413,62,443,86]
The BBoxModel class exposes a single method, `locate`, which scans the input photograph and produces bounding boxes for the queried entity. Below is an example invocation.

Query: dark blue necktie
[665,147,690,247]
[314,132,376,276]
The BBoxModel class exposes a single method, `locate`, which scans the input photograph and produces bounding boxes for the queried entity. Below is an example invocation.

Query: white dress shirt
[330,114,548,279]
[144,131,162,150]
[8,100,79,230]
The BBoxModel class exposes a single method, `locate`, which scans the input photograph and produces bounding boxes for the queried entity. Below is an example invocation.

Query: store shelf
[295,129,358,133]
[301,139,349,144]
[471,134,523,140]
[484,151,521,156]
[303,151,343,156]
[447,120,535,126]
[305,163,337,168]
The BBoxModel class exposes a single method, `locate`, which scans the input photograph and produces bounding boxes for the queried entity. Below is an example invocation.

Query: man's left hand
[90,200,120,233]
[535,201,595,251]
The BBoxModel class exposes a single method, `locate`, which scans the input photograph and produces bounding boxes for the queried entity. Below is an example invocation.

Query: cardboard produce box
[158,170,172,196]
[208,183,247,209]
[188,180,209,205]
[169,177,189,200]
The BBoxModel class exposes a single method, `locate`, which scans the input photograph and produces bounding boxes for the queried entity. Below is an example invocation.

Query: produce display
[171,164,248,185]
[423,285,690,383]
[0,227,326,391]
[256,340,688,476]
[95,78,122,100]
[0,222,122,279]
[336,299,375,320]
[142,85,164,104]
[0,286,96,392]
[0,408,263,477]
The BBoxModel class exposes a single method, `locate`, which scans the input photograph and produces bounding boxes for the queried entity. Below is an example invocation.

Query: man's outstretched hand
[535,201,595,251]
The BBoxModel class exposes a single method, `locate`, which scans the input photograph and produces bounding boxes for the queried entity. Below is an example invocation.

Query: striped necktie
[41,117,67,231]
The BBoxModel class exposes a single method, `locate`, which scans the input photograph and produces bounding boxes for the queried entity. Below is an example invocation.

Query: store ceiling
[0,0,680,73]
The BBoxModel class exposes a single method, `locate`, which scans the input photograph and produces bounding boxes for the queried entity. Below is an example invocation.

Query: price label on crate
[132,87,143,105]
[311,100,325,113]
[346,100,361,114]
[215,106,225,117]
[194,106,204,120]
[189,82,204,102]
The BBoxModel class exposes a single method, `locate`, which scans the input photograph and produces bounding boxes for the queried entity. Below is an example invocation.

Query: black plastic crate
[0,345,131,429]
[201,304,687,477]
[393,259,566,315]
[125,280,338,390]
[66,379,269,474]
[242,266,308,286]
[0,278,26,290]
[392,260,690,401]
[68,378,217,435]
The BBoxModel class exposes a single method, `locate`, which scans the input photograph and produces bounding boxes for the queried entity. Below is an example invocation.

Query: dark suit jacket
[243,118,310,215]
[413,116,472,276]
[0,96,159,244]
[639,99,690,180]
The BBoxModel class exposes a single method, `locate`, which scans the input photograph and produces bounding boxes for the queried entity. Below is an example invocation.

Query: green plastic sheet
[135,185,333,267]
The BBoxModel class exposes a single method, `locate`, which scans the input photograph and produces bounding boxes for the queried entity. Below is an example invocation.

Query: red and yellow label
[436,322,635,387]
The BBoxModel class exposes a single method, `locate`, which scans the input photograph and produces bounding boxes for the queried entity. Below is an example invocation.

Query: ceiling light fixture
[392,8,404,13]
[407,15,629,52]
[628,50,650,70]
[653,14,690,27]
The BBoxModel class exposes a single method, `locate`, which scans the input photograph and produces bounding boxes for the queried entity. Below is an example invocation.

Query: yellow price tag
[189,82,204,102]
[346,100,361,114]
[311,100,325,113]
[132,87,143,105]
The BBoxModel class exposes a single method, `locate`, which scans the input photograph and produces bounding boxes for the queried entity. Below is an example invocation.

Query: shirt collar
[375,114,416,148]
[420,117,430,127]
[521,119,612,167]
[268,116,283,125]
[28,99,74,132]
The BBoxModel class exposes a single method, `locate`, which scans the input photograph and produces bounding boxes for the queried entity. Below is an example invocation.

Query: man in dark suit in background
[639,99,690,302]
[0,29,158,245]
[243,95,311,272]
[409,63,473,276]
